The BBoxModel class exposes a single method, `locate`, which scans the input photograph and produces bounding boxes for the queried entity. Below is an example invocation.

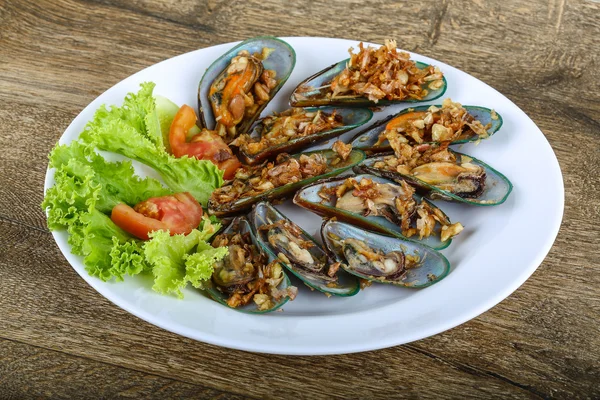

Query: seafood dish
[232,106,372,165]
[208,145,365,216]
[290,39,447,107]
[198,37,296,143]
[321,220,450,288]
[44,35,514,316]
[252,202,359,296]
[350,99,503,153]
[206,217,297,313]
[294,174,463,250]
[355,142,512,205]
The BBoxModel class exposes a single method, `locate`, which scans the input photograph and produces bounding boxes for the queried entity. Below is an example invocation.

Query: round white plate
[44,37,564,355]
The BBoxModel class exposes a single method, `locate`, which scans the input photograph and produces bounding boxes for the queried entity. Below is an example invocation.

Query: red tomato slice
[169,105,241,180]
[111,204,168,241]
[111,192,203,240]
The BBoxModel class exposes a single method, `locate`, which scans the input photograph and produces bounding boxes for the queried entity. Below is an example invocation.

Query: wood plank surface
[1,0,599,398]
[0,338,247,399]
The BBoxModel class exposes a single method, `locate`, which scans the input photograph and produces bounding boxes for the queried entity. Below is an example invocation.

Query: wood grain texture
[1,0,599,398]
[0,338,249,399]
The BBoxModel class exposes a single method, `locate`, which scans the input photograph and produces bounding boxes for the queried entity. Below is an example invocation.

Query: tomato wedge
[111,192,203,240]
[169,104,241,180]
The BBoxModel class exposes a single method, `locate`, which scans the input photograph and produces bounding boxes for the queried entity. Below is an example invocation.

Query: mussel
[294,174,462,250]
[321,220,450,288]
[350,100,503,154]
[198,36,296,143]
[232,107,373,165]
[208,147,365,217]
[355,144,513,205]
[289,40,446,108]
[251,202,360,296]
[205,217,297,313]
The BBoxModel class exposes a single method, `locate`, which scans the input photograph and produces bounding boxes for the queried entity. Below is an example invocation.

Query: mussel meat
[355,142,512,205]
[410,161,486,198]
[264,220,336,282]
[342,238,407,281]
[290,39,446,107]
[356,142,488,197]
[334,177,416,228]
[209,50,273,142]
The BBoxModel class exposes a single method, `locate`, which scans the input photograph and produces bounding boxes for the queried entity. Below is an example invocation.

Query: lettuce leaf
[110,238,149,280]
[46,141,169,216]
[43,162,98,230]
[145,217,227,298]
[80,83,223,206]
[78,208,148,281]
[86,82,163,148]
[44,144,152,281]
[43,83,228,296]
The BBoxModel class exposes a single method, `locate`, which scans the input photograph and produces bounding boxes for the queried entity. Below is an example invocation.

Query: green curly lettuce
[79,82,223,205]
[42,140,162,280]
[45,140,170,219]
[77,208,148,281]
[145,217,227,298]
[43,83,228,295]
[85,81,163,148]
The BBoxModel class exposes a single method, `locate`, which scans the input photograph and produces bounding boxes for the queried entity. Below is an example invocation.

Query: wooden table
[1,0,598,398]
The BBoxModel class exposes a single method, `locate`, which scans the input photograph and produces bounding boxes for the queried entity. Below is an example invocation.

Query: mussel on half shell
[321,220,450,288]
[350,100,503,154]
[251,201,360,296]
[208,148,365,217]
[205,216,297,313]
[355,144,513,205]
[289,40,447,108]
[232,106,372,165]
[294,174,463,250]
[198,36,296,143]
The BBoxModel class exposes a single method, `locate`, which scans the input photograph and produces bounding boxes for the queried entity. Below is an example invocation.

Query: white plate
[44,37,564,355]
